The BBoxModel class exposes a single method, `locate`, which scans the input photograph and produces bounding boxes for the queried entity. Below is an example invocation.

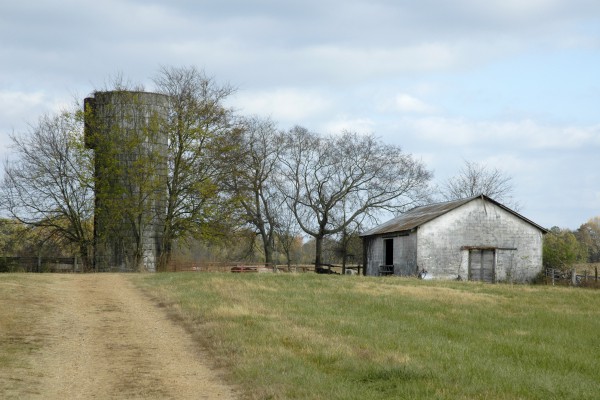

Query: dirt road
[2,274,237,399]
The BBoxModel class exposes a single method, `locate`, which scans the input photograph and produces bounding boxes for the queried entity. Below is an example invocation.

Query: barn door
[469,249,495,283]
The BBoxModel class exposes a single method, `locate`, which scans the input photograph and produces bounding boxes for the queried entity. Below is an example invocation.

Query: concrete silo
[84,91,169,272]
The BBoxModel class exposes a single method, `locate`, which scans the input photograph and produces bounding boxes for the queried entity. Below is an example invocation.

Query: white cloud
[403,116,600,150]
[394,94,436,114]
[0,0,598,230]
[229,88,332,123]
[322,116,375,135]
[302,43,462,75]
[0,91,45,119]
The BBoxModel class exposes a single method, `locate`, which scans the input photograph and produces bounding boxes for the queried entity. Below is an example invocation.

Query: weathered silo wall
[84,91,169,272]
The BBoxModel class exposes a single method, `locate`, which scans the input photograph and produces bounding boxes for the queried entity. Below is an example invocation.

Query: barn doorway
[379,238,395,276]
[384,238,394,266]
[469,249,495,283]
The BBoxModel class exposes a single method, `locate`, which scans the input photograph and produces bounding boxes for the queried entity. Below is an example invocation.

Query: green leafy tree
[0,218,29,256]
[575,218,600,263]
[152,66,240,271]
[543,227,587,271]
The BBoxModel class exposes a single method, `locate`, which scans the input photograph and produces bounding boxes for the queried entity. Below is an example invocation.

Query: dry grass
[0,275,57,397]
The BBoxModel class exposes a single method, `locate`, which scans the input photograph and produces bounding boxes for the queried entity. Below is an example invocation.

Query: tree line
[1,65,595,273]
[0,66,433,271]
[543,219,600,272]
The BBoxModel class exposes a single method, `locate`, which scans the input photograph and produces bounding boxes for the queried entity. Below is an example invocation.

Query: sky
[1,0,599,230]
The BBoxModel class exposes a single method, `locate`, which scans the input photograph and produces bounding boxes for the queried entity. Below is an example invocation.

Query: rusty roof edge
[359,196,474,237]
[359,194,549,237]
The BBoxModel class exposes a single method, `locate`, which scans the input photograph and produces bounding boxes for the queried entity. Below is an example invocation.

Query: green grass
[131,273,600,399]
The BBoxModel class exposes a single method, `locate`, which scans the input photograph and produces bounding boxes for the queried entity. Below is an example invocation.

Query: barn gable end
[361,195,547,283]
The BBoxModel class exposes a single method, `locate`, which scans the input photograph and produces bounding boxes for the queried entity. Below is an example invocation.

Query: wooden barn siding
[416,198,543,282]
[364,236,383,276]
[364,233,417,276]
[395,234,418,275]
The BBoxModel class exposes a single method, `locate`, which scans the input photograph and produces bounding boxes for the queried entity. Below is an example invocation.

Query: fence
[544,267,599,288]
[167,261,362,274]
[0,256,82,273]
[0,256,361,275]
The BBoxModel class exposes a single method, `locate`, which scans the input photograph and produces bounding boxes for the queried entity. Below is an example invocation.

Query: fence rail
[0,256,82,273]
[545,267,599,288]
[167,262,362,274]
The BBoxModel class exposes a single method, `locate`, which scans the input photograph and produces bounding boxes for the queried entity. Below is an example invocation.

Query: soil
[5,274,237,399]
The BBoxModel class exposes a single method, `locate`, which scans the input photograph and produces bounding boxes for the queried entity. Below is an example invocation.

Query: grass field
[131,273,600,400]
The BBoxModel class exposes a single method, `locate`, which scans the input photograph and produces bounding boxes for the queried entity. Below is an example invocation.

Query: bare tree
[278,127,432,270]
[0,110,94,268]
[226,116,284,266]
[274,203,304,270]
[441,160,518,208]
[152,66,240,270]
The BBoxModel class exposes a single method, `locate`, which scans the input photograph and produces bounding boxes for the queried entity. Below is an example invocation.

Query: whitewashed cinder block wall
[363,198,544,282]
[416,198,543,282]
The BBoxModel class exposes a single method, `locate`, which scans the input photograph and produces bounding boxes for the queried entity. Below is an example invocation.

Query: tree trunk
[78,243,93,272]
[157,237,172,272]
[314,235,323,271]
[341,230,347,275]
[264,243,273,268]
[258,226,273,267]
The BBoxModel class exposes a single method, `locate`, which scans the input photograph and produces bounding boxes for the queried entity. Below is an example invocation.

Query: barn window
[468,249,495,283]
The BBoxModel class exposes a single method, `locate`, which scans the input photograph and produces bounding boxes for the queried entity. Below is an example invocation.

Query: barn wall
[394,234,418,276]
[363,233,417,276]
[363,236,382,276]
[416,198,543,282]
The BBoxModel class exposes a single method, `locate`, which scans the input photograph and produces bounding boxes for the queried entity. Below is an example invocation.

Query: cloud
[403,117,600,150]
[229,88,332,124]
[393,94,436,114]
[322,116,375,135]
[0,91,45,119]
[0,0,598,230]
[0,91,45,159]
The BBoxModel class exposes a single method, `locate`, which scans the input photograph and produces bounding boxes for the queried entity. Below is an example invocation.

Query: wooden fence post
[571,269,577,286]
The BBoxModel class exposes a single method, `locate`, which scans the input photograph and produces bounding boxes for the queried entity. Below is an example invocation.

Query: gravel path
[6,274,237,399]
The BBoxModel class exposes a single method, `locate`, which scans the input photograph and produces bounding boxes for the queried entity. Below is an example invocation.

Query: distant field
[132,273,600,400]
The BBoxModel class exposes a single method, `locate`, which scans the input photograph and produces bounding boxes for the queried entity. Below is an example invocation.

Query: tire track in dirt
[23,274,237,399]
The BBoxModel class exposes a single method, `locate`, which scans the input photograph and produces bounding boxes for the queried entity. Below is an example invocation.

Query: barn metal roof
[360,194,548,237]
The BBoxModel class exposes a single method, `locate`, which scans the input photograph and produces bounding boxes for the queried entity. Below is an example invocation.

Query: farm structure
[84,91,169,272]
[360,195,548,283]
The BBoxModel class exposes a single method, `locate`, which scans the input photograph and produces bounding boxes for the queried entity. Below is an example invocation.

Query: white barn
[360,195,547,283]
